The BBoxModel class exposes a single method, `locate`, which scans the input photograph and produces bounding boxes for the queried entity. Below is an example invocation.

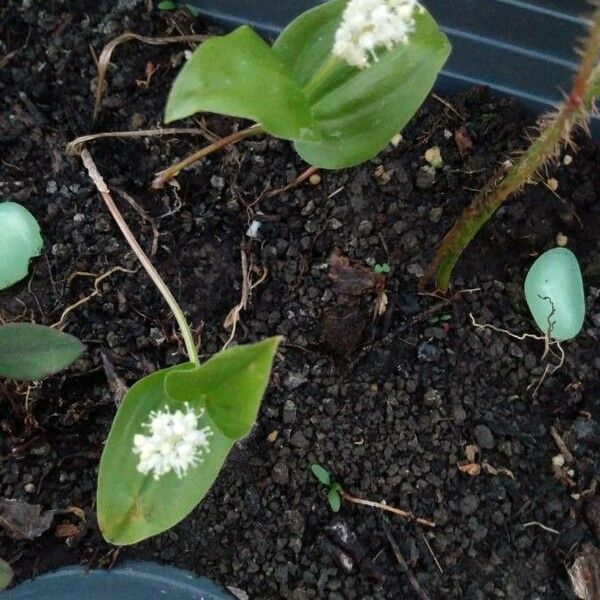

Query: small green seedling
[373,263,391,275]
[0,559,13,592]
[157,1,200,16]
[428,312,452,325]
[311,464,342,512]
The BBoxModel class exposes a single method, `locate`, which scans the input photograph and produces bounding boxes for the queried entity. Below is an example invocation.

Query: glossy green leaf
[97,365,235,545]
[328,489,341,512]
[165,337,281,439]
[524,248,585,341]
[164,27,315,140]
[0,558,13,591]
[311,464,331,486]
[273,1,451,168]
[0,202,43,290]
[0,323,85,380]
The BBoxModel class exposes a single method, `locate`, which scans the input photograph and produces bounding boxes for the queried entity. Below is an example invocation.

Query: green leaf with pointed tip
[524,248,585,341]
[164,27,315,141]
[273,1,451,168]
[0,202,43,290]
[97,364,235,545]
[328,489,341,512]
[311,464,331,486]
[165,337,281,439]
[0,323,84,380]
[0,558,13,591]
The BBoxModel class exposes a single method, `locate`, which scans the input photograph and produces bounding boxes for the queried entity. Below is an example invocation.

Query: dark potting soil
[1,2,600,599]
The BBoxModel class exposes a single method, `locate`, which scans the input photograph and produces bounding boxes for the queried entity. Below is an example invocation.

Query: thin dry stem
[223,246,268,350]
[51,266,135,328]
[66,128,203,156]
[339,490,436,528]
[266,166,320,197]
[151,125,265,189]
[93,33,208,121]
[77,147,199,365]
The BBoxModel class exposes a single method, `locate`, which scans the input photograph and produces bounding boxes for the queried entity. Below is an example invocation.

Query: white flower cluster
[133,403,212,481]
[333,0,419,68]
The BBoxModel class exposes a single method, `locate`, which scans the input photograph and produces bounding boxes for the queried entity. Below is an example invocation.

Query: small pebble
[556,232,568,247]
[390,133,403,146]
[552,454,565,468]
[24,483,36,494]
[459,494,480,516]
[309,173,321,185]
[546,177,559,192]
[424,146,443,169]
[473,424,495,449]
[563,154,573,166]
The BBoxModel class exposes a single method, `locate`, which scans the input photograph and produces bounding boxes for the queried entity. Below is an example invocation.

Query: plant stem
[339,490,436,528]
[420,5,600,292]
[151,124,265,189]
[80,148,200,366]
[302,55,340,99]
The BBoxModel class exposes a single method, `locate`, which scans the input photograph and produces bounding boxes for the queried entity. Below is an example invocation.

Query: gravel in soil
[2,2,600,599]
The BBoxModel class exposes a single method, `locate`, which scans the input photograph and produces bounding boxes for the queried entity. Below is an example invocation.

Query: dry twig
[93,33,208,121]
[151,125,265,189]
[340,490,435,528]
[222,246,268,350]
[266,166,320,197]
[66,128,204,156]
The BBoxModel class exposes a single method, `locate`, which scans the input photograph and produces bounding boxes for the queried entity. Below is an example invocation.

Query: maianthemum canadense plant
[151,0,450,188]
[86,0,451,546]
[0,201,84,381]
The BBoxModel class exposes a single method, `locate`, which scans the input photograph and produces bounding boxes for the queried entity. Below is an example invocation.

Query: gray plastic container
[185,0,594,119]
[2,561,233,600]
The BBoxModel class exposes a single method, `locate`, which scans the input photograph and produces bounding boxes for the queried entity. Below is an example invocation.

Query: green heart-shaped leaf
[0,202,43,290]
[0,323,84,380]
[165,26,315,140]
[165,337,281,439]
[273,1,450,168]
[97,364,234,545]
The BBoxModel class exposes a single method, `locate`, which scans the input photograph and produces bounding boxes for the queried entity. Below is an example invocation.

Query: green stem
[421,5,600,292]
[80,148,200,366]
[302,55,340,99]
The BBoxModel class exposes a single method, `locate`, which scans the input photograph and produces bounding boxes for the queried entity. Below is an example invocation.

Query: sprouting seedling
[373,263,391,275]
[157,1,200,16]
[311,464,342,512]
[428,312,452,325]
[310,464,436,527]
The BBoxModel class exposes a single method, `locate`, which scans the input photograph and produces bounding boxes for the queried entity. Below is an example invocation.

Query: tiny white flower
[333,0,419,68]
[133,403,212,481]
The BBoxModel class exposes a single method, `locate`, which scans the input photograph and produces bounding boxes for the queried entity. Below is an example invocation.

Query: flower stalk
[79,148,200,366]
[420,4,600,292]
